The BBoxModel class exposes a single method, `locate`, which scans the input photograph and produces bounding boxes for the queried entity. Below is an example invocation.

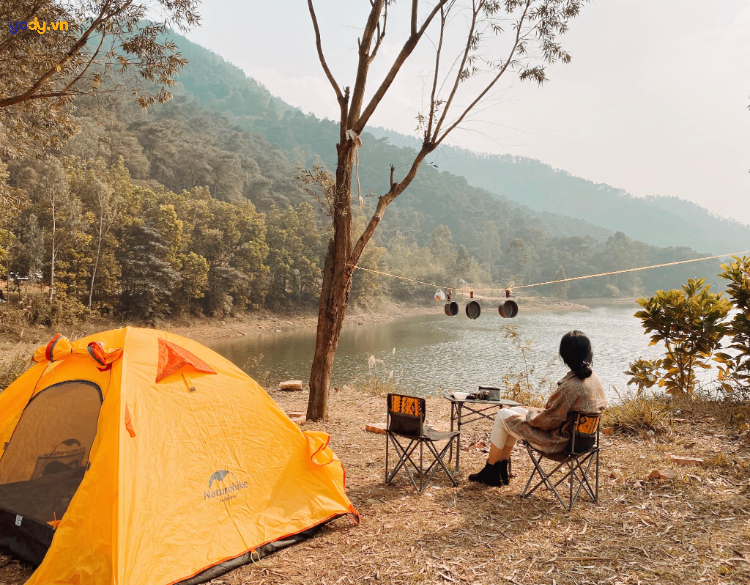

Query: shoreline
[166,296,592,343]
[1,297,591,353]
[0,297,597,370]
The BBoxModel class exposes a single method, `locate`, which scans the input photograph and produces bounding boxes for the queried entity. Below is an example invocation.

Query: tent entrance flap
[0,380,103,565]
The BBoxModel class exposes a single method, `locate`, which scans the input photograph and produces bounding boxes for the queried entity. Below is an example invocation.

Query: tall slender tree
[305,0,587,419]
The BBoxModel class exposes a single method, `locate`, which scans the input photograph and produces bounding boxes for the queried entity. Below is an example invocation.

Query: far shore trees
[305,0,589,420]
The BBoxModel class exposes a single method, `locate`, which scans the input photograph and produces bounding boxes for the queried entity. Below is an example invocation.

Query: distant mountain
[169,34,615,243]
[173,33,747,255]
[368,128,750,254]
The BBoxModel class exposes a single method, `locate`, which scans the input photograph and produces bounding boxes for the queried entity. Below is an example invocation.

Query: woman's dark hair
[559,331,593,379]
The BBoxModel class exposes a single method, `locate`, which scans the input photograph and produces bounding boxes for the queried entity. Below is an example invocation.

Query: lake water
[208,303,665,401]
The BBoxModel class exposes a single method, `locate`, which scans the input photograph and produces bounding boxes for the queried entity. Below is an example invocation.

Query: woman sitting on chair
[469,330,607,487]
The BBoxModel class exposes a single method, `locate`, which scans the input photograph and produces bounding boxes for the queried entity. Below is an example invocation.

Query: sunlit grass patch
[0,348,30,393]
[603,389,675,434]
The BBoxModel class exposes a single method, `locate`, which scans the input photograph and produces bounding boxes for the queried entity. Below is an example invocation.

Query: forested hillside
[369,130,750,254]
[0,30,729,324]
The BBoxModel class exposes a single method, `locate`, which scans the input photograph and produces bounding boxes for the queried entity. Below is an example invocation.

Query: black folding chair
[520,412,601,511]
[385,393,459,494]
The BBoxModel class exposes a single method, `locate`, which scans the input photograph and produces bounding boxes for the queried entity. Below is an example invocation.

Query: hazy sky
[187,1,750,223]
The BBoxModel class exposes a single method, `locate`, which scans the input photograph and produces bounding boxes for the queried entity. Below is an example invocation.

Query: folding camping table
[444,395,523,474]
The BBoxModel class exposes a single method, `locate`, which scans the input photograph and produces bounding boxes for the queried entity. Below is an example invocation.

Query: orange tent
[0,328,357,584]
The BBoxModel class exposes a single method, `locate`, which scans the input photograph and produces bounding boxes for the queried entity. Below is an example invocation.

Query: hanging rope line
[353,249,750,296]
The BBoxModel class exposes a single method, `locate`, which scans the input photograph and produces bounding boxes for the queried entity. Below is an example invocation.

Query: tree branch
[353,0,449,135]
[350,145,432,265]
[347,0,384,128]
[425,4,448,142]
[307,0,344,103]
[432,0,482,139]
[436,0,531,145]
[57,29,108,97]
[368,1,388,65]
[0,0,129,108]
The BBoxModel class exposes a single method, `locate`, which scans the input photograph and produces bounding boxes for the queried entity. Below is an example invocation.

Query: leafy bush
[715,256,750,399]
[629,278,731,395]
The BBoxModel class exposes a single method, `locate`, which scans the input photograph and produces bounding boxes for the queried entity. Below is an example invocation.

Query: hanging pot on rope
[465,291,481,320]
[498,300,519,318]
[498,289,518,318]
[444,290,458,316]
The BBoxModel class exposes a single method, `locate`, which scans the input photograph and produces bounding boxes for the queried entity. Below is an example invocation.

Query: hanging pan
[444,289,458,316]
[498,300,519,318]
[465,290,481,319]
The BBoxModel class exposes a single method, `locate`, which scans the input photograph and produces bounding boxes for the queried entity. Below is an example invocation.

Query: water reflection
[209,304,666,401]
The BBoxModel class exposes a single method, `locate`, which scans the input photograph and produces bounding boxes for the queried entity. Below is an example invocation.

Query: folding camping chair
[520,412,601,511]
[385,393,459,494]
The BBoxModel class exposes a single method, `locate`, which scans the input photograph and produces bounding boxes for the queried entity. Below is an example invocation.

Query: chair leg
[595,448,600,503]
[387,435,421,492]
[385,431,389,485]
[569,460,574,508]
[524,450,567,499]
[521,447,572,511]
[569,451,598,506]
[521,449,543,498]
[424,438,459,488]
[522,444,602,511]
[419,440,424,493]
[391,437,460,494]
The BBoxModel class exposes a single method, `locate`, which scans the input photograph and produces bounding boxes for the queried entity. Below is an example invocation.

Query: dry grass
[0,347,30,393]
[602,390,676,435]
[1,389,749,585]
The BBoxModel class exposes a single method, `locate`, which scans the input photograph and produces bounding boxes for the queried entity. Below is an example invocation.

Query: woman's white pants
[490,406,528,448]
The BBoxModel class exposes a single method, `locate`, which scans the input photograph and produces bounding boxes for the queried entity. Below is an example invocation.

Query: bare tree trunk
[307,146,355,420]
[307,241,353,420]
[49,198,56,303]
[89,211,104,308]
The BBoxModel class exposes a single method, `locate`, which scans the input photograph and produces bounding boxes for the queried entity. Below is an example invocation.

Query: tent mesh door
[0,380,102,526]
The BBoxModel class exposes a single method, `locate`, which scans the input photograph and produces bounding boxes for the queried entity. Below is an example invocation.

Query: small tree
[715,256,750,396]
[632,278,731,395]
[305,0,587,419]
[551,265,569,299]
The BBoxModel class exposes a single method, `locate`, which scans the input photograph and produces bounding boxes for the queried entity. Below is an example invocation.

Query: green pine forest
[0,29,735,324]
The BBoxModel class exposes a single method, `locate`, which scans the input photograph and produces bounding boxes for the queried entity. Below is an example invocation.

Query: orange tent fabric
[0,328,357,585]
[156,338,216,382]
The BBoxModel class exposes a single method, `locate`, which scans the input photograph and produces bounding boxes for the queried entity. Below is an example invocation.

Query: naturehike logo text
[9,18,69,35]
[204,470,249,503]
[41,439,84,459]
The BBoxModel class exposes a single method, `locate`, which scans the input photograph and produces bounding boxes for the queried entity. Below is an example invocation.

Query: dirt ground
[4,386,747,585]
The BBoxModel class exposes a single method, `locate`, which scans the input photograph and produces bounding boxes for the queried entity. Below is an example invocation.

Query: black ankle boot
[468,461,503,486]
[498,459,510,486]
